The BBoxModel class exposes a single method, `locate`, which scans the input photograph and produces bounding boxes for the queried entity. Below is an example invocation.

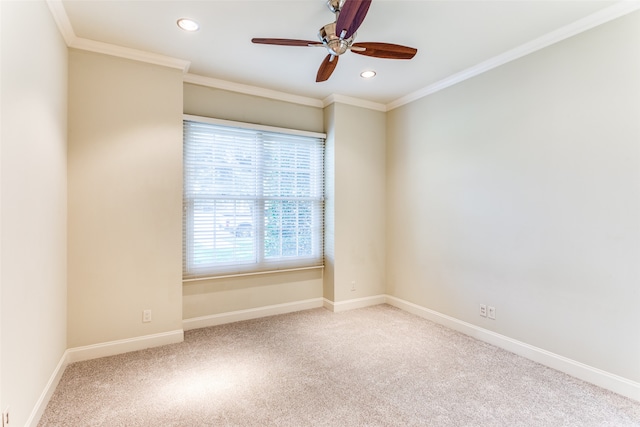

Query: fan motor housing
[326,0,343,13]
[318,23,354,56]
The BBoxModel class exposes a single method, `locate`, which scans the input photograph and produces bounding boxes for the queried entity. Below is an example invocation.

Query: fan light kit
[177,18,199,32]
[252,0,417,82]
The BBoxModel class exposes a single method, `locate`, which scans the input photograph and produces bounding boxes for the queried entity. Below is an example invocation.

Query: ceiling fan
[252,0,418,82]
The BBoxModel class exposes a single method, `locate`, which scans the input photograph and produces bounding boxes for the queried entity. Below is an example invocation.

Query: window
[183,116,325,280]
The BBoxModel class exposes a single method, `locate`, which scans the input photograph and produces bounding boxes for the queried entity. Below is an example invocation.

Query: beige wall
[326,103,387,303]
[323,104,336,301]
[182,84,324,319]
[183,269,323,319]
[67,51,183,347]
[386,12,640,381]
[182,87,387,315]
[1,1,68,425]
[4,3,637,421]
[184,83,324,134]
[183,87,388,316]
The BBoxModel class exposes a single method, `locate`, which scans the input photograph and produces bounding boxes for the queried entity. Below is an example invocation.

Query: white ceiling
[58,0,625,105]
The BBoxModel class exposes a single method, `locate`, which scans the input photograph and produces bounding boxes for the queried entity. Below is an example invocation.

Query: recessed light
[177,18,199,32]
[360,70,376,79]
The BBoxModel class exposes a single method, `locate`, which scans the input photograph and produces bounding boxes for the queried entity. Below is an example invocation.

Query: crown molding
[387,1,640,111]
[323,94,387,112]
[43,1,378,112]
[47,0,640,112]
[184,73,387,112]
[71,38,190,72]
[46,0,75,45]
[46,0,190,72]
[183,73,324,108]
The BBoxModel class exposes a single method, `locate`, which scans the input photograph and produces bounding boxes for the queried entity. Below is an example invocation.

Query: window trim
[183,115,326,140]
[182,114,326,282]
[182,265,324,283]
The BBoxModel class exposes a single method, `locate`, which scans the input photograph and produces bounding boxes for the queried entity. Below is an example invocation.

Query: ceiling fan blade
[351,42,417,59]
[335,0,372,40]
[316,54,339,82]
[252,38,323,47]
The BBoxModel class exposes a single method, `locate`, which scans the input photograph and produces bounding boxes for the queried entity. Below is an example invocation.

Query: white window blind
[183,118,325,280]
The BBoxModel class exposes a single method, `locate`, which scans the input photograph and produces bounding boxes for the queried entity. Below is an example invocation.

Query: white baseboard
[323,295,387,312]
[66,329,184,364]
[25,350,68,427]
[29,330,184,426]
[183,298,324,331]
[385,295,640,402]
[28,293,639,427]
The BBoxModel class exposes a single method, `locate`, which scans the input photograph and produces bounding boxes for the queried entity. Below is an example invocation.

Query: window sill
[182,265,324,284]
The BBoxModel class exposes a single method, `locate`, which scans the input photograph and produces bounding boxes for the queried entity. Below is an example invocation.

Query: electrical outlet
[488,306,496,320]
[3,407,9,426]
[480,304,487,317]
[351,280,356,292]
[142,309,152,323]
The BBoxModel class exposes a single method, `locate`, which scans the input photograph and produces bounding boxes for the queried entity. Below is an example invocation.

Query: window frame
[182,115,326,281]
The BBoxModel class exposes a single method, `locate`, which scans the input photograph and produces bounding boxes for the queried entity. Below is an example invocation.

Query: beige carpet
[39,305,640,426]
